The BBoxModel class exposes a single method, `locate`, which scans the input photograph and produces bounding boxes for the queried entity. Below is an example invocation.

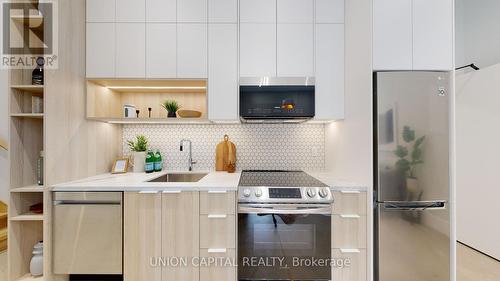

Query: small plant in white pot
[127,135,148,173]
[394,126,425,193]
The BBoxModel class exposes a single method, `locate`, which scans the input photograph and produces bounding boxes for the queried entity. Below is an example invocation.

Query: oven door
[238,204,332,281]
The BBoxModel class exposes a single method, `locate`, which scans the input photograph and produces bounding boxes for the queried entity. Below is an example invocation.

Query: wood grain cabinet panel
[332,191,367,215]
[199,249,237,281]
[200,191,236,215]
[332,215,367,249]
[124,192,162,281]
[200,215,236,249]
[162,192,200,281]
[332,249,367,281]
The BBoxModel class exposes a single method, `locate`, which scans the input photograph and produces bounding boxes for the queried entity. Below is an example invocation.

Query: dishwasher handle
[53,200,122,206]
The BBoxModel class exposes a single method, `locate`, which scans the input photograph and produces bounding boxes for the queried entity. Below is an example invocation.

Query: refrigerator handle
[382,201,446,211]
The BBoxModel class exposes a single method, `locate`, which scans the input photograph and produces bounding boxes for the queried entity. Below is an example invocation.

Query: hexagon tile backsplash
[123,124,325,171]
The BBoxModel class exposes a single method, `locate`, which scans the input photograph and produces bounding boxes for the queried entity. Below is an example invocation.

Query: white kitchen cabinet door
[277,0,313,23]
[177,24,208,78]
[277,24,314,77]
[412,0,453,70]
[373,0,412,70]
[146,24,176,78]
[86,23,115,78]
[208,24,238,121]
[146,0,176,22]
[315,0,344,23]
[178,0,207,22]
[315,24,344,120]
[116,23,146,78]
[208,0,238,23]
[239,0,276,23]
[86,0,115,22]
[116,0,146,22]
[239,23,276,77]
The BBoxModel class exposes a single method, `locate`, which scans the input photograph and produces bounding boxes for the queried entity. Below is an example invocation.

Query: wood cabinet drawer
[332,191,367,215]
[200,191,236,215]
[199,249,237,281]
[200,215,236,249]
[332,249,367,281]
[332,215,367,249]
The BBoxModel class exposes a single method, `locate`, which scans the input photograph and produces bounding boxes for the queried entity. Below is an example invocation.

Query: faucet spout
[179,139,196,171]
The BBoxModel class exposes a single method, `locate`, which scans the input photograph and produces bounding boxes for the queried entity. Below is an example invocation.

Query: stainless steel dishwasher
[53,192,123,275]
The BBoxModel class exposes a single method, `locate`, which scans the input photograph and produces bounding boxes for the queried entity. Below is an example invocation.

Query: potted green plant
[394,126,425,192]
[127,135,148,173]
[161,100,180,118]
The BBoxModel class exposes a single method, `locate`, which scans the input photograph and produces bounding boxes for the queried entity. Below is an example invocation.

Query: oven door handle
[238,204,332,215]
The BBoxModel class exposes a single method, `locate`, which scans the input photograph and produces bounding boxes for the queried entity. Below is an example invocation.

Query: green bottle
[154,150,162,172]
[145,150,155,173]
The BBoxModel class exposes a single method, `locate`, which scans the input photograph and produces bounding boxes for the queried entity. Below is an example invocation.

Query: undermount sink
[148,173,208,183]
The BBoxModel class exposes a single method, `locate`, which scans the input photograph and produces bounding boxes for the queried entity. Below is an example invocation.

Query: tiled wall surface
[123,124,325,171]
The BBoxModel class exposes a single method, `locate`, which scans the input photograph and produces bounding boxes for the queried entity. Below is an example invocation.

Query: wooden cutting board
[216,135,236,172]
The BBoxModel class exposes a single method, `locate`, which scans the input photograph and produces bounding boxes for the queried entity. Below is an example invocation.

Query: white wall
[455,0,500,69]
[456,63,500,260]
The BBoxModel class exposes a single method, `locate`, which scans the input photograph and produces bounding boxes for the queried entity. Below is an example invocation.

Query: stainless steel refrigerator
[374,71,451,281]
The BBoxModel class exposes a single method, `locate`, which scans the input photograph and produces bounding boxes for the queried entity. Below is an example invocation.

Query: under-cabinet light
[106,86,206,90]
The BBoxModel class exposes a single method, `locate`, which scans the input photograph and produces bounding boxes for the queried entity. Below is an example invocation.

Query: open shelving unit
[7,2,47,280]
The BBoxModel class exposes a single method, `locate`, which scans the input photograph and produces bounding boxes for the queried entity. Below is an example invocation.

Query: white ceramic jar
[30,241,43,276]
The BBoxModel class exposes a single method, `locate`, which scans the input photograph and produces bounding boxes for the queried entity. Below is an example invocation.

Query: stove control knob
[306,188,317,198]
[243,188,252,197]
[254,188,263,197]
[319,188,329,198]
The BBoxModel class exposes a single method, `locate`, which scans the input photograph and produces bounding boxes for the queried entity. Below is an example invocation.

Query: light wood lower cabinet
[124,191,236,281]
[332,215,367,249]
[332,249,367,281]
[199,249,237,281]
[332,190,367,215]
[124,192,162,281]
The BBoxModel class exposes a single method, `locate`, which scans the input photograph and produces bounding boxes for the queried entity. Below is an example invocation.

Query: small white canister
[30,241,43,277]
[123,104,136,118]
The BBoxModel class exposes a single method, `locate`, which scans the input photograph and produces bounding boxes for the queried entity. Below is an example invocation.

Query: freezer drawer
[53,192,123,274]
[376,203,450,281]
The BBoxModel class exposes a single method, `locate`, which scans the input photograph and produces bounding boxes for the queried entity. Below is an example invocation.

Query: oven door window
[238,213,331,281]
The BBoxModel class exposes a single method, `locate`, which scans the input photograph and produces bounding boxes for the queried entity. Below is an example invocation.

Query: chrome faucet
[179,139,196,171]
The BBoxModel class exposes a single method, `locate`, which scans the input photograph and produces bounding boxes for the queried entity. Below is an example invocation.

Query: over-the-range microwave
[239,77,315,123]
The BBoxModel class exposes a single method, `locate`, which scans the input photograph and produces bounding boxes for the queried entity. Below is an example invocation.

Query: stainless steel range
[238,170,333,281]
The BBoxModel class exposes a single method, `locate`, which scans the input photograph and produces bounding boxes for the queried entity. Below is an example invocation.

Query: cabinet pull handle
[163,190,182,193]
[139,191,158,194]
[208,190,227,194]
[340,214,360,219]
[340,248,360,254]
[207,214,227,219]
[340,190,361,194]
[208,248,227,253]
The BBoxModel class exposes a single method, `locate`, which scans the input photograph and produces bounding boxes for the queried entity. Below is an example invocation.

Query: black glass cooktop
[239,170,328,187]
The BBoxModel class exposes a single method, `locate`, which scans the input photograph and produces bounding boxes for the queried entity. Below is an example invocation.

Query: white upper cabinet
[208,0,238,23]
[373,0,412,70]
[178,0,208,22]
[373,0,453,71]
[315,0,344,23]
[116,23,146,78]
[146,24,176,78]
[86,0,115,22]
[277,0,313,23]
[412,0,453,70]
[146,0,176,22]
[86,23,115,78]
[277,24,314,77]
[315,24,344,120]
[240,0,276,23]
[208,24,238,121]
[240,23,277,77]
[116,0,146,22]
[177,24,208,78]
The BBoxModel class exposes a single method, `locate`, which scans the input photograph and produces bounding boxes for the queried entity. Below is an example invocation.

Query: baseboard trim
[457,240,500,263]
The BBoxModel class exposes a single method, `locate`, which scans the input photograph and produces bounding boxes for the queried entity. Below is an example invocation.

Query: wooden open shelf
[87,79,208,121]
[10,213,44,222]
[10,85,44,95]
[10,186,44,193]
[14,274,44,281]
[10,113,44,119]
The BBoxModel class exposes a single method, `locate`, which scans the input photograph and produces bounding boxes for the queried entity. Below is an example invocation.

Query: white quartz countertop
[51,171,242,192]
[51,170,368,192]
